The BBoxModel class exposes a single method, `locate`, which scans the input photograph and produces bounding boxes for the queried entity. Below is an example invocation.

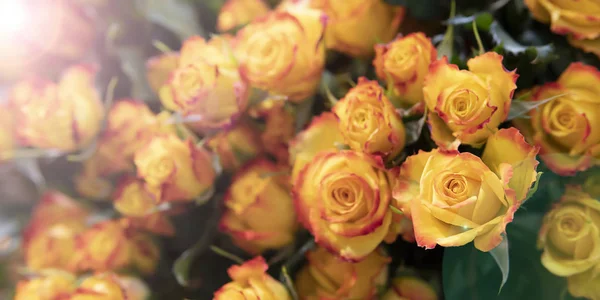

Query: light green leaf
[281,266,299,300]
[489,237,509,293]
[437,1,456,59]
[390,205,404,215]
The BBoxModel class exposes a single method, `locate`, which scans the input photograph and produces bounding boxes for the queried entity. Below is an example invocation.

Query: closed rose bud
[146,52,179,95]
[249,98,295,163]
[72,220,131,272]
[423,53,517,149]
[289,112,344,182]
[514,63,600,176]
[113,177,159,217]
[160,36,249,132]
[217,0,271,32]
[71,273,129,300]
[235,7,327,102]
[220,159,296,254]
[381,276,438,300]
[14,270,76,300]
[207,120,263,172]
[214,257,292,300]
[333,78,406,159]
[538,186,600,277]
[129,232,160,274]
[295,246,390,299]
[134,135,216,202]
[10,65,104,152]
[394,128,539,251]
[294,150,396,260]
[373,33,437,107]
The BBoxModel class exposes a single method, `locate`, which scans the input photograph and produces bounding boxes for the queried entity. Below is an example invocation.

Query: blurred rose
[374,32,437,107]
[217,0,271,32]
[295,246,389,299]
[235,7,327,102]
[333,78,405,159]
[249,98,295,163]
[14,270,76,300]
[70,273,146,300]
[214,257,291,299]
[207,120,263,172]
[381,276,438,300]
[71,220,131,272]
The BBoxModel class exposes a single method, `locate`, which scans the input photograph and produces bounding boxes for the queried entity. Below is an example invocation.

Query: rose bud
[514,63,600,176]
[333,78,406,159]
[113,177,160,217]
[14,270,76,300]
[423,53,518,149]
[250,97,297,164]
[235,6,327,102]
[214,257,291,299]
[374,33,437,108]
[381,276,438,300]
[207,120,263,172]
[217,0,271,32]
[295,246,390,299]
[394,128,539,251]
[134,134,216,202]
[293,150,397,260]
[220,159,296,254]
[71,273,149,300]
[71,220,131,272]
[129,232,160,274]
[160,36,249,132]
[289,112,344,182]
[9,65,104,151]
[146,52,179,95]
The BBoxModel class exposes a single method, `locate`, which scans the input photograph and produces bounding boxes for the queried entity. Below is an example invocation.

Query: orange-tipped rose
[217,0,271,32]
[333,78,406,159]
[9,65,104,151]
[514,62,600,176]
[113,177,160,217]
[289,112,344,182]
[524,0,600,57]
[249,98,296,163]
[423,53,518,149]
[146,52,179,95]
[214,257,291,299]
[14,270,76,300]
[235,7,327,102]
[220,159,296,254]
[160,36,249,132]
[374,33,437,107]
[293,150,396,260]
[71,220,131,272]
[134,134,216,202]
[381,276,438,300]
[394,128,539,251]
[207,120,263,172]
[295,246,390,299]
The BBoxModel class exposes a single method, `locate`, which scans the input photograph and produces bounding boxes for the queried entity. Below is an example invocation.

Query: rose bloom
[214,257,291,300]
[14,270,76,300]
[160,35,249,132]
[525,0,600,58]
[146,52,179,95]
[217,0,271,32]
[295,246,389,300]
[70,273,149,300]
[235,6,327,102]
[289,112,344,182]
[374,32,437,107]
[333,78,406,159]
[514,63,600,176]
[207,120,263,172]
[293,150,398,260]
[9,65,104,152]
[381,276,438,300]
[134,134,216,202]
[220,159,296,254]
[71,220,131,272]
[249,98,296,163]
[394,128,539,251]
[423,52,518,149]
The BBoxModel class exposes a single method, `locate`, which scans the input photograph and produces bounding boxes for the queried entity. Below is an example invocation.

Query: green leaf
[136,0,205,40]
[437,1,456,59]
[508,93,568,120]
[489,237,509,293]
[489,21,557,64]
[390,205,404,215]
[281,266,299,300]
[523,172,543,203]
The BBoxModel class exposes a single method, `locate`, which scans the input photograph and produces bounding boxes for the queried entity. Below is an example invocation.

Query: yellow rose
[524,0,600,57]
[538,186,600,277]
[9,65,104,151]
[514,63,600,176]
[394,128,539,251]
[373,32,437,107]
[14,270,76,300]
[332,78,406,159]
[235,7,327,102]
[381,276,438,300]
[134,134,216,202]
[71,220,131,272]
[113,177,159,217]
[289,112,344,182]
[129,232,160,274]
[207,120,263,172]
[161,36,249,132]
[423,52,518,149]
[293,150,396,260]
[24,222,85,272]
[217,0,271,32]
[249,98,296,164]
[220,159,296,254]
[70,273,128,300]
[214,256,292,300]
[146,52,179,95]
[295,246,389,299]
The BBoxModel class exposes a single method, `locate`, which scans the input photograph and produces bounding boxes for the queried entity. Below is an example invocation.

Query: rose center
[447,88,479,121]
[146,157,175,186]
[322,175,371,223]
[559,216,582,237]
